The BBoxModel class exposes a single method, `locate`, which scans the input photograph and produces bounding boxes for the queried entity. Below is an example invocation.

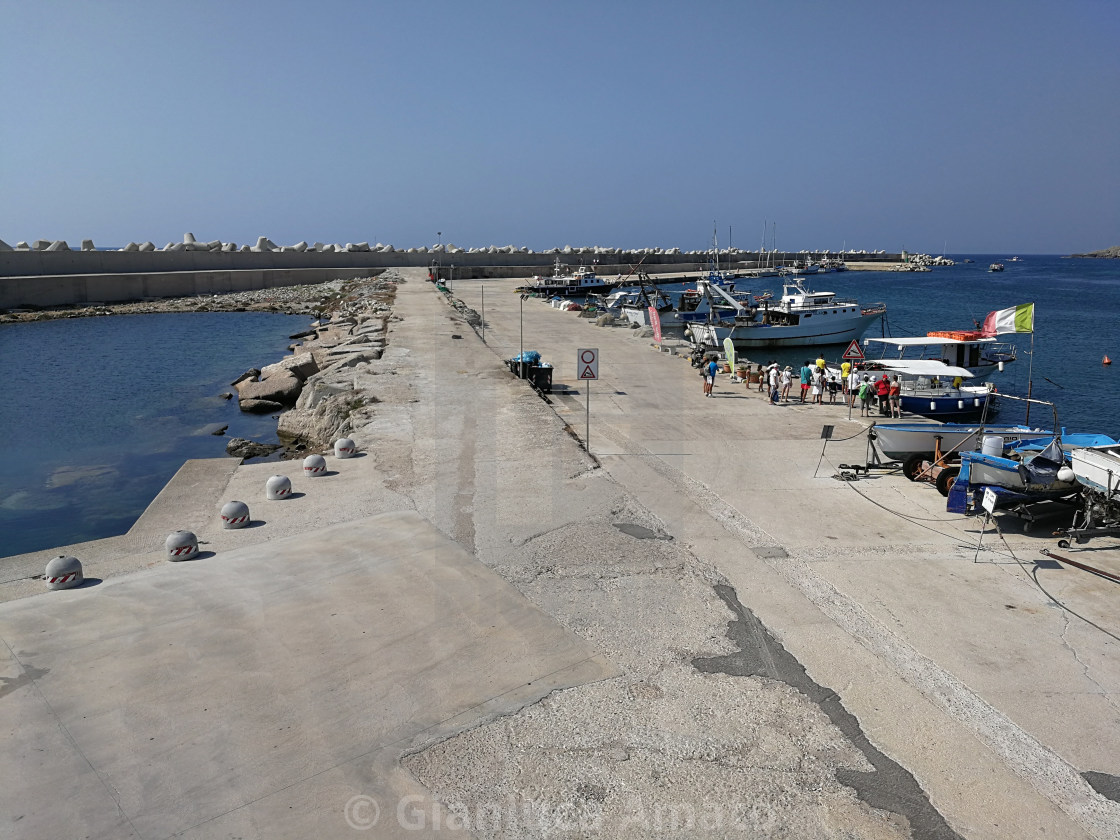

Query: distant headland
[1068,246,1120,258]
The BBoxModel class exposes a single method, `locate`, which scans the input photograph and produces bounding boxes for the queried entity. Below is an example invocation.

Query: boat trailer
[1054,486,1120,548]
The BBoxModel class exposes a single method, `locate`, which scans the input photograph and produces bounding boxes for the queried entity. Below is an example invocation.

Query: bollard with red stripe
[45,555,83,590]
[165,530,199,561]
[266,475,293,500]
[303,454,327,477]
[220,500,251,529]
[334,438,357,459]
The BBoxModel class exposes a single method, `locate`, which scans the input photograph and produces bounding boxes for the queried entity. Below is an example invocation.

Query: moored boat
[517,258,621,297]
[687,278,885,349]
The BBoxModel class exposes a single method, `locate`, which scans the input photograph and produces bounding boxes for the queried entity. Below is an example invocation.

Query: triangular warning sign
[580,364,597,379]
[842,340,865,360]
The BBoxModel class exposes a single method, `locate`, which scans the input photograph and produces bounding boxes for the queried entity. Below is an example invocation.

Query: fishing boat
[517,258,621,297]
[989,263,1005,272]
[686,278,885,349]
[780,260,820,275]
[865,334,1016,379]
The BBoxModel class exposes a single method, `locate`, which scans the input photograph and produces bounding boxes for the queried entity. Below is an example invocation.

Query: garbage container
[528,365,553,393]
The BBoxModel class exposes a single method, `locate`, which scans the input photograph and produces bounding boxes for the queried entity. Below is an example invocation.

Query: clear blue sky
[2,0,1117,254]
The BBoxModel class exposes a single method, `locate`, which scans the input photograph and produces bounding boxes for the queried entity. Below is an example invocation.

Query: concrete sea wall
[0,249,902,309]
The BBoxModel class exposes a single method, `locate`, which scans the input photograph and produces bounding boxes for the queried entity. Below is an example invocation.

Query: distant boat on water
[989,262,1005,272]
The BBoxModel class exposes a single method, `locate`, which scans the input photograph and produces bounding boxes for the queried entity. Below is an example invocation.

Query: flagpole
[1025,330,1035,425]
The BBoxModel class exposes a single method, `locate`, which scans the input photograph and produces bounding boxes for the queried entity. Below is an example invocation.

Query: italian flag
[981,303,1034,336]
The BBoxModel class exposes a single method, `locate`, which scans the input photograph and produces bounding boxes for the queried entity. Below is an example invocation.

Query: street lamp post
[449,263,454,293]
[437,231,442,282]
[519,293,527,378]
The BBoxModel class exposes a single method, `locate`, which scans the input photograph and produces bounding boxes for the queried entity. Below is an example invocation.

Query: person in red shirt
[876,374,890,416]
[888,375,902,417]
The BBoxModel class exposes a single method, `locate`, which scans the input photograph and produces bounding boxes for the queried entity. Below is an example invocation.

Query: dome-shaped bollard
[45,555,83,590]
[165,530,199,561]
[266,474,293,500]
[303,454,327,477]
[220,500,251,529]
[334,438,357,459]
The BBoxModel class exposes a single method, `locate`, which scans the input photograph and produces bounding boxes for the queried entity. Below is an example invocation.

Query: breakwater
[0,245,902,308]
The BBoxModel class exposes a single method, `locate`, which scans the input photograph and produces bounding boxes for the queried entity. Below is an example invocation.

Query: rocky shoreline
[1068,245,1120,258]
[2,272,406,464]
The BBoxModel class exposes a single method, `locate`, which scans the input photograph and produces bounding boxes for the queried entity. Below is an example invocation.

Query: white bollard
[334,438,357,458]
[165,530,199,561]
[45,555,83,589]
[266,474,293,499]
[303,454,327,477]
[220,500,251,529]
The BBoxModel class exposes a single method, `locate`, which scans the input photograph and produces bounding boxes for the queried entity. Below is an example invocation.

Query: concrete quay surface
[3,270,1120,839]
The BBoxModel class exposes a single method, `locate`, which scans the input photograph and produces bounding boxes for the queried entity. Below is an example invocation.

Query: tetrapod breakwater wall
[0,247,901,309]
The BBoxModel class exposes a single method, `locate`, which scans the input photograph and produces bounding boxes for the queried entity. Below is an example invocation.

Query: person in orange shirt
[888,375,902,418]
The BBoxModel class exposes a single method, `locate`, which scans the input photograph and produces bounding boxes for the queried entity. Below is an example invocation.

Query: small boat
[780,260,820,275]
[1056,444,1120,547]
[517,258,621,297]
[864,333,1017,382]
[870,421,1046,462]
[946,396,1114,513]
[989,263,1005,272]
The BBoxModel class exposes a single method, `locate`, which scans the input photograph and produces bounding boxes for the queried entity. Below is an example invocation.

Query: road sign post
[842,340,864,421]
[578,348,599,451]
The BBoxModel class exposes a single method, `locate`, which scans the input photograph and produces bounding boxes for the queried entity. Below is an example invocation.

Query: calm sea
[665,255,1119,432]
[0,311,309,559]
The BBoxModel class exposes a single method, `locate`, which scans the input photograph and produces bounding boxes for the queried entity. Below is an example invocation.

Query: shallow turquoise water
[0,311,309,558]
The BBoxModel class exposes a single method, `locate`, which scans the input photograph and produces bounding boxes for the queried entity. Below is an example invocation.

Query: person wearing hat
[780,365,793,402]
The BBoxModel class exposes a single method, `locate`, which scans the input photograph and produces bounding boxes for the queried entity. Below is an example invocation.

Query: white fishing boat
[518,258,620,297]
[686,278,884,349]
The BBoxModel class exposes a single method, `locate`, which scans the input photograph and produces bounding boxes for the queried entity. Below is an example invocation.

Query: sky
[1,0,1118,255]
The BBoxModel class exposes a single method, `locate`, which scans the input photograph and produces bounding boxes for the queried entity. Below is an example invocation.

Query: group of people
[704,355,904,418]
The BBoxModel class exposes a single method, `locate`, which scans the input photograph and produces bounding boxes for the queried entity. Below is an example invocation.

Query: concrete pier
[2,270,1117,839]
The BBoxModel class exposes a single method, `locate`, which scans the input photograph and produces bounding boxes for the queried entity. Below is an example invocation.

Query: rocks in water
[259,352,318,382]
[225,437,281,459]
[235,369,303,405]
[230,368,261,387]
[200,423,229,436]
[238,398,285,414]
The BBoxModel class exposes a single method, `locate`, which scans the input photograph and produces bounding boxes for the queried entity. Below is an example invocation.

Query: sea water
[0,311,309,559]
[664,255,1119,432]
